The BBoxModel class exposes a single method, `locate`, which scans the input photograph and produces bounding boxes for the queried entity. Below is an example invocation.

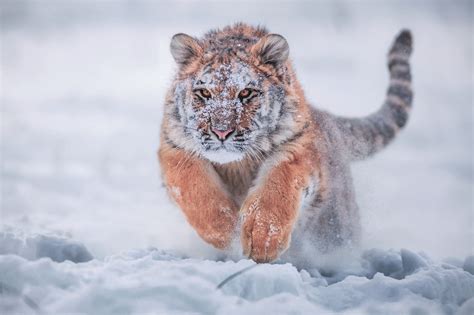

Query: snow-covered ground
[1,1,473,314]
[1,230,473,315]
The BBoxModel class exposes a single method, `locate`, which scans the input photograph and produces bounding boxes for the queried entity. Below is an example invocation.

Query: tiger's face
[168,30,293,164]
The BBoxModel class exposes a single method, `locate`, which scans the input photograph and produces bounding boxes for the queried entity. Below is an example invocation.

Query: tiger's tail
[335,30,413,161]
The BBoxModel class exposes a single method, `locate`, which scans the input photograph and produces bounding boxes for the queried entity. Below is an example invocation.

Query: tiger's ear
[170,33,203,67]
[251,34,289,67]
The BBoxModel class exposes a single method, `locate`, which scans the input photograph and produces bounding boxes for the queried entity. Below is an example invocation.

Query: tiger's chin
[201,149,245,164]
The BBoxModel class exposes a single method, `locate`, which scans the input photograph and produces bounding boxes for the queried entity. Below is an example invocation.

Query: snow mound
[0,229,93,263]
[463,256,474,275]
[0,244,472,315]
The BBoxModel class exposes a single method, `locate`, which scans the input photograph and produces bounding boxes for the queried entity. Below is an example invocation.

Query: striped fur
[334,30,413,160]
[158,24,414,263]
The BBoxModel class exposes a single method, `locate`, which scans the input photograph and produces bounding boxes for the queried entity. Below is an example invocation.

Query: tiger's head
[164,24,303,164]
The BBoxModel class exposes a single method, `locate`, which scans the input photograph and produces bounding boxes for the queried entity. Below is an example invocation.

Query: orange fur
[159,142,239,249]
[159,23,326,261]
[158,24,413,263]
[240,134,318,262]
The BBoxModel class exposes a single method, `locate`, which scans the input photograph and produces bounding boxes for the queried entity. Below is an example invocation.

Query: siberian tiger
[158,23,413,263]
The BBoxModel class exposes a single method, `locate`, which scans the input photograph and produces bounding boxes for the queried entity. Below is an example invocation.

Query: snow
[1,0,472,314]
[464,257,474,276]
[0,229,92,263]
[0,233,473,315]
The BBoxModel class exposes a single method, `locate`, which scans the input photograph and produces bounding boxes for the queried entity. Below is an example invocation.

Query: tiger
[158,23,413,263]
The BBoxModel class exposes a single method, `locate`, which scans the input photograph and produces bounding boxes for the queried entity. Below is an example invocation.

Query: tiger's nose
[211,127,234,141]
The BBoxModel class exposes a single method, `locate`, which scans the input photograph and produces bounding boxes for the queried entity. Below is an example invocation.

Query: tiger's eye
[201,89,211,98]
[239,88,251,98]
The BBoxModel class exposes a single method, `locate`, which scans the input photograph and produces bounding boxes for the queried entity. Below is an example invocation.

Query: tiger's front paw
[240,198,292,263]
[201,227,235,250]
[201,210,240,250]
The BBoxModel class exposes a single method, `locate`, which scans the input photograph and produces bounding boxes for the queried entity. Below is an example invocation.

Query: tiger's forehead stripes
[166,22,303,166]
[194,61,264,94]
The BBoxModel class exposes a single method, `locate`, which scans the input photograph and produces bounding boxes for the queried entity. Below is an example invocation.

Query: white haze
[2,0,471,260]
[0,1,473,313]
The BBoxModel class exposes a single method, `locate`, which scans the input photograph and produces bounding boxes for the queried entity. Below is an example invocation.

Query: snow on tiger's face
[175,61,287,164]
[169,32,290,164]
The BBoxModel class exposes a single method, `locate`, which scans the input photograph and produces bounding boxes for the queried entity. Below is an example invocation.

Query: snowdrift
[1,231,473,315]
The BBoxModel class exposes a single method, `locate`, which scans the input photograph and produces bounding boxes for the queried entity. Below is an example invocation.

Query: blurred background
[1,0,472,260]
